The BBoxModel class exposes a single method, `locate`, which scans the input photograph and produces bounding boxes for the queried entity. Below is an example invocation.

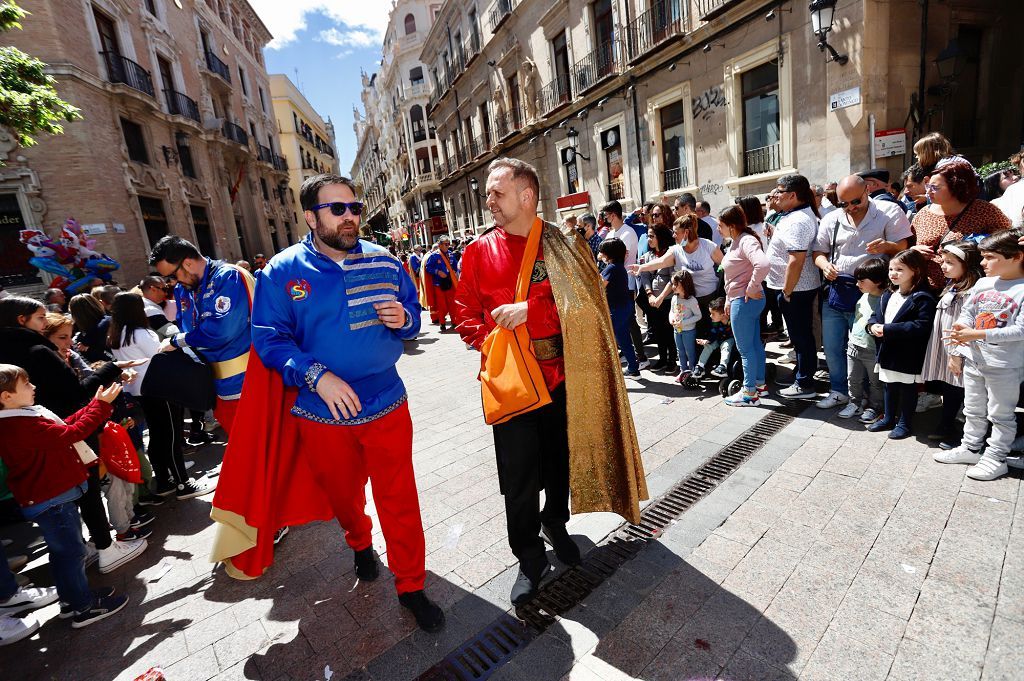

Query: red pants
[214,398,239,436]
[433,286,457,326]
[296,402,425,594]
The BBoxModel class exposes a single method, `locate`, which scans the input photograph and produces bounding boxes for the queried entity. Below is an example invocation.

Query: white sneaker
[778,350,797,365]
[837,402,863,419]
[97,539,147,574]
[638,359,651,370]
[915,393,942,413]
[778,384,817,399]
[816,391,850,410]
[0,586,58,616]
[859,408,880,423]
[967,454,1008,481]
[0,613,39,646]
[933,444,982,465]
[84,541,98,568]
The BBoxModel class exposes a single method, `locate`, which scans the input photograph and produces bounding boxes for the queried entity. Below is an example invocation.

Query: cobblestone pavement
[2,317,1021,681]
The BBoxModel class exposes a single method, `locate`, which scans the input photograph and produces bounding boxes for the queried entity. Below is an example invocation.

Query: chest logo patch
[530,260,548,284]
[288,279,311,301]
[214,296,231,313]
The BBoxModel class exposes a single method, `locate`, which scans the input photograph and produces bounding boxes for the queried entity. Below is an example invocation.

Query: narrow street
[2,318,1021,680]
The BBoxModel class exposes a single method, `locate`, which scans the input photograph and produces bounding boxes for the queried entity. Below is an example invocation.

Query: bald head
[837,175,869,217]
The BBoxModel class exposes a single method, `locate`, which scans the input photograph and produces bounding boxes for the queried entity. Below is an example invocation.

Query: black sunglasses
[836,197,865,209]
[312,201,364,217]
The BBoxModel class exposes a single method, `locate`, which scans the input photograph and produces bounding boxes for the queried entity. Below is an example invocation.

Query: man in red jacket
[0,366,133,630]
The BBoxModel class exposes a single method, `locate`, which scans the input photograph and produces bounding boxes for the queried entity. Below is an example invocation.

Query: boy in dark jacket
[0,365,132,629]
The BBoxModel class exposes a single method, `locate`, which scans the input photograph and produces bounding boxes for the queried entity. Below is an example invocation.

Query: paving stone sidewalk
[1,319,1021,680]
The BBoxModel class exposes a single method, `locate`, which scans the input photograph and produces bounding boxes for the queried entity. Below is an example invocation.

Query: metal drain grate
[414,402,806,680]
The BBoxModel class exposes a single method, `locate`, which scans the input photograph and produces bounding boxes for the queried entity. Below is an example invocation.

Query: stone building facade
[352,0,448,247]
[269,73,339,232]
[0,0,292,288]
[419,0,1023,238]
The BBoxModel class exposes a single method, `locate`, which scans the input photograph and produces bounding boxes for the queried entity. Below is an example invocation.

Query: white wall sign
[81,223,107,235]
[829,86,861,111]
[113,223,126,234]
[874,128,907,159]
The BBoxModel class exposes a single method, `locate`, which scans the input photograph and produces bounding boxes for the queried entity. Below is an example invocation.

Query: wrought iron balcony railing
[538,72,572,116]
[100,52,154,97]
[164,89,201,122]
[204,51,231,83]
[744,142,782,176]
[625,1,689,62]
[221,121,248,146]
[571,40,621,96]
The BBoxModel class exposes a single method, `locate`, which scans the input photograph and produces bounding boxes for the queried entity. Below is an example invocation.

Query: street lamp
[565,126,590,161]
[808,0,848,65]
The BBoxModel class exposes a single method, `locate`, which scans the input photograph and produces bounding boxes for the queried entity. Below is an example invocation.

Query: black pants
[140,396,188,488]
[629,291,647,361]
[189,409,206,435]
[75,465,112,550]
[882,382,918,430]
[492,384,570,580]
[761,283,783,332]
[647,297,676,364]
[936,381,965,443]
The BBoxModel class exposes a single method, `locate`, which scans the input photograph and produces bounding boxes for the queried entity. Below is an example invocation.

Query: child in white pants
[937,232,1024,481]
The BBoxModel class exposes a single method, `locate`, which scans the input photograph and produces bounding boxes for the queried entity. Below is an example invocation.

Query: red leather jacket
[453,226,565,391]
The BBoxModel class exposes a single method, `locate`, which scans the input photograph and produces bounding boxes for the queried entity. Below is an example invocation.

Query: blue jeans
[34,499,92,613]
[731,296,767,391]
[610,305,638,372]
[0,541,19,600]
[674,328,698,373]
[777,289,818,389]
[822,303,856,395]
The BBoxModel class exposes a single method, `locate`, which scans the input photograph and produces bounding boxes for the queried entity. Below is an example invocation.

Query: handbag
[141,348,216,412]
[823,220,860,312]
[479,217,552,425]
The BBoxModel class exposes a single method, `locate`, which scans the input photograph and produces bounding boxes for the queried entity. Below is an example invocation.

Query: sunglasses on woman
[312,201,364,216]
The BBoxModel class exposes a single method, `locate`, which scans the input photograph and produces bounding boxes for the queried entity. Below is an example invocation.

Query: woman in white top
[631,214,723,337]
[108,292,209,500]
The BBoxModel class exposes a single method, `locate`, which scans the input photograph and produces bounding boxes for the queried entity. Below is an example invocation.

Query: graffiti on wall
[692,86,726,122]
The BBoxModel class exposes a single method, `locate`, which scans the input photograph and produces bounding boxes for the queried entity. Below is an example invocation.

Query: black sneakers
[354,546,379,581]
[71,593,129,629]
[398,590,445,632]
[541,524,582,566]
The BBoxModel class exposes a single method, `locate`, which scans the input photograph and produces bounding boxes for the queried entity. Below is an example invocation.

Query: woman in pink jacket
[719,206,770,406]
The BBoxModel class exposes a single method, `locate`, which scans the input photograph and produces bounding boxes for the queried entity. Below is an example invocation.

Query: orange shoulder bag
[479,218,552,425]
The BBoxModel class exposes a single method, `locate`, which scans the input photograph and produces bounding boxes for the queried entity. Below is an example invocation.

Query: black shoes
[510,562,553,605]
[440,323,447,332]
[354,546,379,581]
[541,524,582,566]
[398,590,446,632]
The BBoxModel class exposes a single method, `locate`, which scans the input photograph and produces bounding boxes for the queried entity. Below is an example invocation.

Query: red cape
[209,350,334,579]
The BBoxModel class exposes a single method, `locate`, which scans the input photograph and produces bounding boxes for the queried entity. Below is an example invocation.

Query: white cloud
[247,1,391,49]
[319,27,377,49]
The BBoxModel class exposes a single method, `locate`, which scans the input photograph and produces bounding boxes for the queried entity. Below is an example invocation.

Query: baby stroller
[688,329,779,397]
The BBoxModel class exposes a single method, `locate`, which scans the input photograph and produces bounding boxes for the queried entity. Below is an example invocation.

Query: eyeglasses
[836,197,865,209]
[924,183,942,193]
[312,201,364,217]
[165,262,186,283]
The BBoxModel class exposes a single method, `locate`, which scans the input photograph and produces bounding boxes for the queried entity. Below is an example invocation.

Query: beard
[315,214,359,251]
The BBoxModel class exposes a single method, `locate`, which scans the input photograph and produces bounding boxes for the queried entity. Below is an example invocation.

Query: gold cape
[540,221,649,524]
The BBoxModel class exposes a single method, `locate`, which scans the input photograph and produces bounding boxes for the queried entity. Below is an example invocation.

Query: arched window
[410,105,425,142]
[404,13,416,35]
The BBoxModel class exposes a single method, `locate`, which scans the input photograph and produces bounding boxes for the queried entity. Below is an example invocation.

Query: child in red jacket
[0,364,132,629]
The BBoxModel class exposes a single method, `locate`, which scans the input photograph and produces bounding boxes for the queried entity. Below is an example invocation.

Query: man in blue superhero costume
[242,173,444,632]
[150,236,253,434]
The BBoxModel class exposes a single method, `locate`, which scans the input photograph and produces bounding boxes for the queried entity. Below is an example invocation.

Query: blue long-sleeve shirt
[252,235,421,425]
[424,250,456,286]
[171,258,252,399]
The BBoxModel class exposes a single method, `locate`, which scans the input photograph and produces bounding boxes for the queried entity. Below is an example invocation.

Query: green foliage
[977,160,1014,179]
[0,2,81,150]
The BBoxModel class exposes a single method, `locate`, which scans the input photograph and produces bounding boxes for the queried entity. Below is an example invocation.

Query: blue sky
[250,2,391,174]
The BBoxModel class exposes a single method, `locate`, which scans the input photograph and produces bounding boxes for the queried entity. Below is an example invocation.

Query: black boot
[354,546,378,581]
[398,590,446,632]
[541,524,582,566]
[510,560,553,605]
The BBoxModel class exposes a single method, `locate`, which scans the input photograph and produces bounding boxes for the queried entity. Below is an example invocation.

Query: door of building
[0,193,38,285]
[137,196,169,249]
